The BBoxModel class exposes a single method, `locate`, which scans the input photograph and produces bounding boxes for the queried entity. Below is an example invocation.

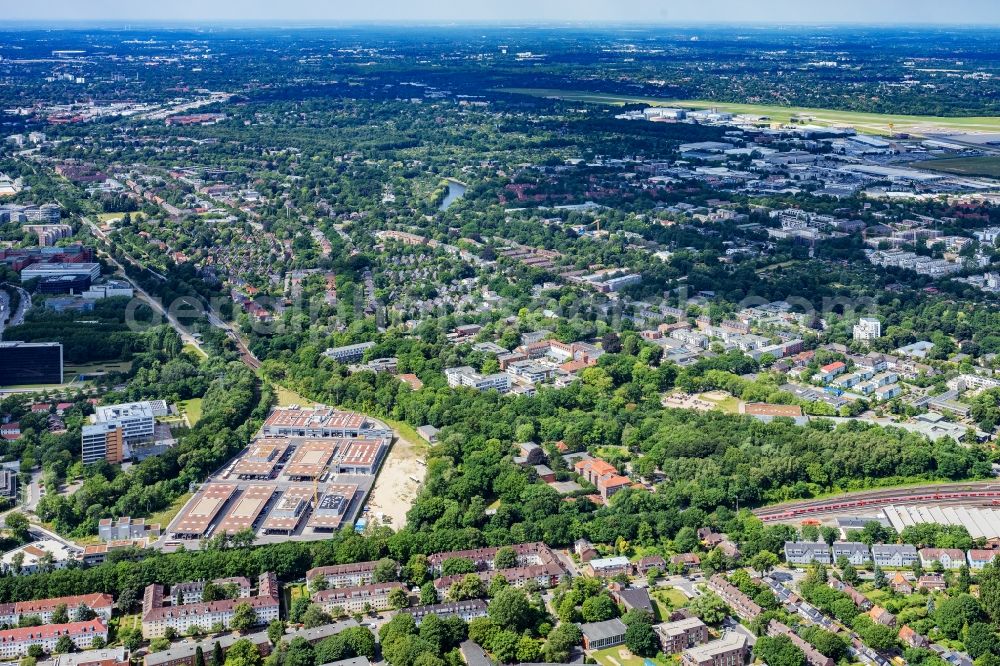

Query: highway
[753,482,1000,522]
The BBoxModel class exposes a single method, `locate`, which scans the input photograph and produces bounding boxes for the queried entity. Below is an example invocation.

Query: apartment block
[141,572,279,638]
[0,621,107,659]
[313,582,406,614]
[681,633,747,666]
[657,617,708,654]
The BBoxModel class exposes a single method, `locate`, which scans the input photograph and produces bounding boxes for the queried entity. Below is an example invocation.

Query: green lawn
[592,645,674,666]
[177,398,203,426]
[183,343,208,359]
[913,156,1000,179]
[275,385,317,408]
[147,492,192,529]
[499,88,1000,135]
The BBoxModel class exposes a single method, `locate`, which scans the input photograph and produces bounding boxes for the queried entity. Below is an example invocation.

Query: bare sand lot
[367,427,425,528]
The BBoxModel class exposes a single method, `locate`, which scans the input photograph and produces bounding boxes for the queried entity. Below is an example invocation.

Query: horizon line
[1,19,1000,28]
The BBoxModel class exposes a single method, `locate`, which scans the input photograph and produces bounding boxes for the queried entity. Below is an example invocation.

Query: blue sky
[7,0,1000,24]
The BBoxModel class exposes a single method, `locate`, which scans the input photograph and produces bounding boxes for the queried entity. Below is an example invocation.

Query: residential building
[890,572,913,595]
[681,633,747,666]
[853,318,882,342]
[97,517,160,542]
[967,550,997,570]
[586,556,631,578]
[50,647,128,666]
[580,618,628,650]
[707,575,762,621]
[917,574,947,592]
[0,593,113,625]
[832,542,871,565]
[313,582,406,614]
[830,579,873,610]
[919,548,965,570]
[142,628,276,666]
[784,542,832,565]
[868,606,896,627]
[401,599,488,626]
[141,572,279,638]
[657,617,708,654]
[767,621,833,666]
[322,342,375,364]
[307,561,382,588]
[872,544,918,568]
[0,621,107,659]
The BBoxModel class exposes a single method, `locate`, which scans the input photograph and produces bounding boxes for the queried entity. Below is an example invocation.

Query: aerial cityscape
[4,3,1000,666]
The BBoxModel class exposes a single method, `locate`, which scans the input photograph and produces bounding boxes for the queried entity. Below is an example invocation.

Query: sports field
[499,88,1000,136]
[913,156,1000,179]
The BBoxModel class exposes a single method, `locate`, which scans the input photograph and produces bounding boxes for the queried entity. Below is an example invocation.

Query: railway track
[753,482,1000,522]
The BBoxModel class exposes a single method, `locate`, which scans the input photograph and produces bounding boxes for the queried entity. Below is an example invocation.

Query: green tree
[224,639,262,666]
[966,623,1000,659]
[487,587,531,633]
[542,623,581,663]
[754,635,806,666]
[624,620,659,657]
[389,588,410,610]
[267,620,285,646]
[54,636,75,654]
[5,512,30,543]
[690,592,728,625]
[750,551,779,575]
[372,558,399,583]
[230,602,257,633]
[51,604,69,624]
[212,641,225,666]
[195,646,206,666]
[494,547,518,570]
[581,593,618,622]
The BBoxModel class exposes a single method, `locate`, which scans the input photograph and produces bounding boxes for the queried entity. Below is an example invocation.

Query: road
[754,482,1000,522]
[0,282,31,339]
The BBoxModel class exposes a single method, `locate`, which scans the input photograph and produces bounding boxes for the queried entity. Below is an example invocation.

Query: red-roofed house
[0,620,107,658]
[0,423,20,441]
[814,362,846,383]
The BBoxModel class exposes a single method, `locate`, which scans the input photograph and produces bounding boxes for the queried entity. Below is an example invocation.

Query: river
[439,178,466,210]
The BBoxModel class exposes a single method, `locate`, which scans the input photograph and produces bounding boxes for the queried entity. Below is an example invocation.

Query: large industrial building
[0,341,63,386]
[883,504,1000,540]
[164,406,391,546]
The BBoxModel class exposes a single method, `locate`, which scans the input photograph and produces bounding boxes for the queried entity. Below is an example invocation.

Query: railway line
[753,482,1000,522]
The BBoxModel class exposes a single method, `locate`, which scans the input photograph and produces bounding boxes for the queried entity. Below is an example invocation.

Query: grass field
[97,211,146,223]
[913,156,1000,178]
[183,343,208,359]
[592,645,674,666]
[178,398,203,426]
[147,492,192,529]
[275,385,317,408]
[499,88,1000,135]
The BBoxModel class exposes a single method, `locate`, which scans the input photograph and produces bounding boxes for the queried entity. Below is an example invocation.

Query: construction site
[162,406,393,548]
